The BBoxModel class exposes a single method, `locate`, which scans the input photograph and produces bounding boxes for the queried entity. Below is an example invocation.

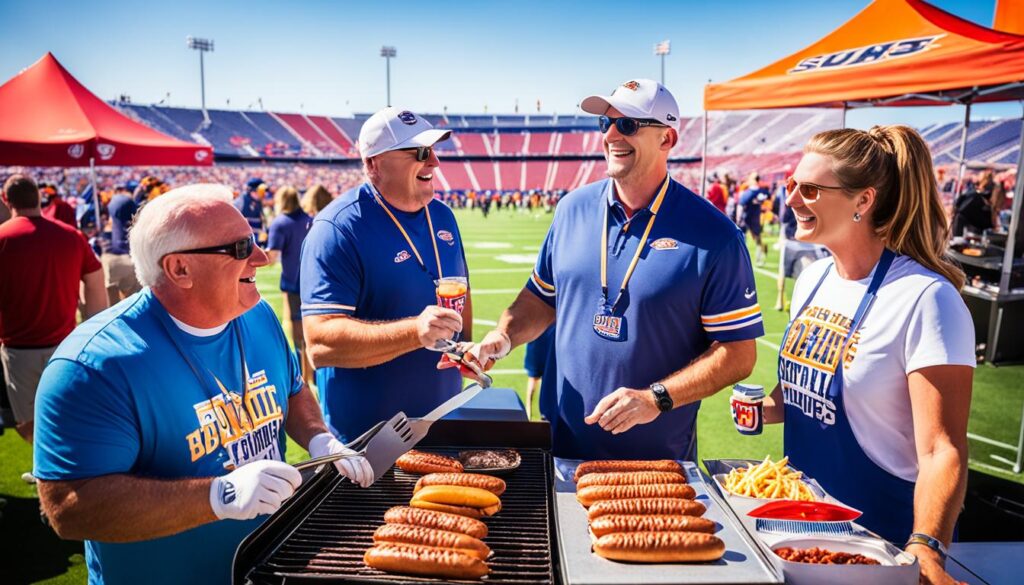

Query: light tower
[186,36,214,122]
[654,40,670,85]
[380,46,397,107]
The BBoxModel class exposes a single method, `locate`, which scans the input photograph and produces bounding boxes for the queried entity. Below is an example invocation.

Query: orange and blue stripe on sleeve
[701,303,762,333]
[529,271,556,298]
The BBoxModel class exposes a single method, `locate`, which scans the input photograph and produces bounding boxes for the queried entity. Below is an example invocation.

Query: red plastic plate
[747,500,862,522]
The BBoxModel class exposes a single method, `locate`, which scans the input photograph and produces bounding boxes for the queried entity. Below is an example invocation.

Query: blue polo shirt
[267,209,312,293]
[525,177,763,460]
[107,194,138,255]
[233,193,264,234]
[300,183,468,442]
[33,289,303,585]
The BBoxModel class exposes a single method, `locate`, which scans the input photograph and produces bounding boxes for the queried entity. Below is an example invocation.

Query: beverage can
[731,383,765,436]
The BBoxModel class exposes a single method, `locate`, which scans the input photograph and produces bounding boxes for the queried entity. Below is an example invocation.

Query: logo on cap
[666,113,677,122]
[621,80,640,91]
[397,111,417,125]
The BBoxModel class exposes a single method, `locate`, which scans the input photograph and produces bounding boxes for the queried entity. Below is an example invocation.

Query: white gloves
[209,460,303,521]
[308,432,374,487]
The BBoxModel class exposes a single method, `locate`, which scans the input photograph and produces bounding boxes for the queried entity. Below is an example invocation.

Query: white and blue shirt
[33,289,303,585]
[525,177,763,460]
[300,183,468,441]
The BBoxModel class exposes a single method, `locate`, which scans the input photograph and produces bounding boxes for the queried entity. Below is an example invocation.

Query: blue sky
[0,0,1017,129]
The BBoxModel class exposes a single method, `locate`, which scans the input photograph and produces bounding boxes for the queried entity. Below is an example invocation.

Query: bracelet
[904,532,947,561]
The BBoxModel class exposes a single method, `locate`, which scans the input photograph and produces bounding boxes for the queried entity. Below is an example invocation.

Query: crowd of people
[0,78,1008,585]
[437,188,565,216]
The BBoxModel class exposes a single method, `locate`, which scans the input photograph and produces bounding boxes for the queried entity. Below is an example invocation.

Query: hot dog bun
[592,531,725,562]
[590,515,716,538]
[577,484,697,507]
[574,460,684,482]
[415,473,506,496]
[364,543,489,579]
[373,524,491,560]
[587,498,707,520]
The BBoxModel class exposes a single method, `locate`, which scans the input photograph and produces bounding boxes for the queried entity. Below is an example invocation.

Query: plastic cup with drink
[731,383,765,435]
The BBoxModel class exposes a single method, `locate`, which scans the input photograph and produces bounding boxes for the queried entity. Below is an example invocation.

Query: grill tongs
[292,383,484,483]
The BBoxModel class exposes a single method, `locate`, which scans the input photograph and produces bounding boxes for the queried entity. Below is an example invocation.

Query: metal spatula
[361,411,418,483]
[292,419,386,471]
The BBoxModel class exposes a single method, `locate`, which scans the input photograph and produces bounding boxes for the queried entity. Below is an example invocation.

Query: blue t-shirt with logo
[267,209,312,293]
[106,194,138,255]
[525,177,763,460]
[33,289,303,585]
[300,183,468,442]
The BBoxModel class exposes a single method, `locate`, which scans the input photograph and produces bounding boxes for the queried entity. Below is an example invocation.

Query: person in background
[523,325,555,421]
[0,174,107,483]
[302,184,334,216]
[950,169,994,238]
[738,172,770,266]
[103,183,143,305]
[39,183,76,227]
[33,185,371,585]
[266,186,314,387]
[763,126,973,585]
[989,178,1007,232]
[235,178,268,242]
[706,173,727,214]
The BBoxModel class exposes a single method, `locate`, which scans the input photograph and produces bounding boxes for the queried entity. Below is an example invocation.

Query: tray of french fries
[703,457,837,517]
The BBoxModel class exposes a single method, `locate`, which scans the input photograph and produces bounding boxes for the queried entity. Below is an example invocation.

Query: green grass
[3,204,1022,583]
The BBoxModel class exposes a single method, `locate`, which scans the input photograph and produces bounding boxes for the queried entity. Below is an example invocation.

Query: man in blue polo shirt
[468,80,762,460]
[234,178,267,242]
[301,108,473,442]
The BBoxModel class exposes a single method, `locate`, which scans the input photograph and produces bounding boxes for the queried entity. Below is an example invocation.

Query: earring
[853,212,862,222]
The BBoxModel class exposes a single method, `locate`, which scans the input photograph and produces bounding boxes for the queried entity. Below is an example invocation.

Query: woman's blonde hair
[302,184,333,216]
[274,186,300,215]
[805,125,964,289]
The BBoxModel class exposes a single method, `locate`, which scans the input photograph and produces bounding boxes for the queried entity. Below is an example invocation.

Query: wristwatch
[649,383,673,413]
[904,532,947,561]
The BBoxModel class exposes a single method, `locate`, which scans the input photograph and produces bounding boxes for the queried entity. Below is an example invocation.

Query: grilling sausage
[590,515,717,538]
[576,471,687,490]
[574,459,684,482]
[373,524,491,560]
[410,500,486,519]
[383,506,488,539]
[592,531,725,562]
[415,473,506,496]
[576,484,697,507]
[396,450,463,474]
[364,543,489,579]
[587,498,707,520]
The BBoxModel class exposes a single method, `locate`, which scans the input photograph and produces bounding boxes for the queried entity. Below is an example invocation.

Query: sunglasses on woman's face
[172,234,257,260]
[786,176,845,202]
[598,115,668,137]
[400,146,433,162]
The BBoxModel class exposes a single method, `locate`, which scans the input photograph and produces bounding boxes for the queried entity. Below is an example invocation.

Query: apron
[781,249,916,544]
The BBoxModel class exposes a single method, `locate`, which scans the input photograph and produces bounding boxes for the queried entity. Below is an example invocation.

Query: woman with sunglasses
[761,126,973,585]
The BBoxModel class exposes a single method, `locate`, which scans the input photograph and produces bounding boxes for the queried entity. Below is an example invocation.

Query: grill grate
[245,447,557,584]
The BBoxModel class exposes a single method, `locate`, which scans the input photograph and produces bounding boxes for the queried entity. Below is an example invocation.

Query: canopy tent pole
[954,101,973,197]
[700,109,708,196]
[841,102,848,129]
[89,156,100,236]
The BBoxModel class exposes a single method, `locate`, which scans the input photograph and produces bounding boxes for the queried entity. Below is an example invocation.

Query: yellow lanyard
[370,185,444,279]
[600,175,670,312]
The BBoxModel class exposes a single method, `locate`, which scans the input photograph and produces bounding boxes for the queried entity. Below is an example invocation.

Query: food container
[768,536,919,585]
[704,459,833,517]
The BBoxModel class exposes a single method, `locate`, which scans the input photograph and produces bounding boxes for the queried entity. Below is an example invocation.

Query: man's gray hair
[129,184,235,288]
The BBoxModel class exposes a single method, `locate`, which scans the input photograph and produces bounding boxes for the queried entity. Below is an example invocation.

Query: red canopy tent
[0,52,212,166]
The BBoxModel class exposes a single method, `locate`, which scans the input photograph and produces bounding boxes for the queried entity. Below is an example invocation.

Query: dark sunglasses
[786,176,845,202]
[171,234,257,260]
[400,146,434,162]
[598,115,668,136]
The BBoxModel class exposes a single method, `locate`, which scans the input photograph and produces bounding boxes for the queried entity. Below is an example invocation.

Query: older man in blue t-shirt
[468,80,763,461]
[300,108,475,442]
[33,186,372,585]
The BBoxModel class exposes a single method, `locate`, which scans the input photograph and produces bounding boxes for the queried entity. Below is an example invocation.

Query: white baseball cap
[358,107,452,159]
[581,79,680,131]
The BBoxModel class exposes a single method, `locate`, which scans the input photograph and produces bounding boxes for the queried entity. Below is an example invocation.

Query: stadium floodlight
[187,36,214,114]
[381,45,397,107]
[654,40,670,85]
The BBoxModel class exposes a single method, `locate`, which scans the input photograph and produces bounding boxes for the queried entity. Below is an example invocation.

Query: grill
[234,420,559,584]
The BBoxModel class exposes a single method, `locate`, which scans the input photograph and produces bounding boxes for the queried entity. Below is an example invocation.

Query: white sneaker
[21,472,36,484]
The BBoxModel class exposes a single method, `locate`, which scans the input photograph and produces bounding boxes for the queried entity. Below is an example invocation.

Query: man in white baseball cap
[300,108,478,443]
[467,79,762,463]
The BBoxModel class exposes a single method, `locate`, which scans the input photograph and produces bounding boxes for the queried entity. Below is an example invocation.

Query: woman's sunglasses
[786,176,845,201]
[400,146,434,162]
[598,115,668,136]
[172,234,257,260]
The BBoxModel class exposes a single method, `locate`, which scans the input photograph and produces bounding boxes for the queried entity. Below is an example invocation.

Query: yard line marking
[971,460,1015,474]
[473,318,498,326]
[754,266,780,279]
[967,432,1018,451]
[489,368,528,375]
[470,267,532,274]
[756,338,780,351]
[471,288,522,295]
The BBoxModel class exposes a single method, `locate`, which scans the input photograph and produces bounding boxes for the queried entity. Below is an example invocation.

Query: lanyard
[370,184,444,279]
[156,310,253,433]
[600,175,670,312]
